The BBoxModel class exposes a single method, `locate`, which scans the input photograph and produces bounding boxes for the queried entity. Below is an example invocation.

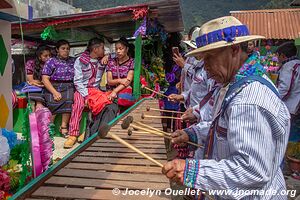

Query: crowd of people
[21,15,300,199]
[24,37,134,149]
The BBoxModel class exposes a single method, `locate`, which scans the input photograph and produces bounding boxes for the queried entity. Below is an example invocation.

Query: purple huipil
[106,57,134,90]
[42,56,75,81]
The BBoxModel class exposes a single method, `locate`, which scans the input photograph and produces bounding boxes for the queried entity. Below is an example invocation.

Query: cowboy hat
[183,27,201,49]
[186,16,265,57]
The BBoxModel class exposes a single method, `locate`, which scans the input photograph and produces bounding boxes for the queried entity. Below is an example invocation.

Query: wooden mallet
[129,123,171,138]
[121,116,166,135]
[130,124,203,148]
[142,85,169,98]
[135,121,169,135]
[127,127,149,136]
[121,116,174,137]
[121,118,203,149]
[141,112,182,120]
[121,115,134,129]
[121,116,134,129]
[146,106,185,114]
[98,124,163,167]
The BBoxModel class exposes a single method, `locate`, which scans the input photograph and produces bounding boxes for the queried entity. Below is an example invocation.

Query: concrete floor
[53,136,79,160]
[286,175,300,199]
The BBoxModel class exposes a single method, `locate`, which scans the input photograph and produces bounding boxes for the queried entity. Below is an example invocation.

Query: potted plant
[286,142,300,172]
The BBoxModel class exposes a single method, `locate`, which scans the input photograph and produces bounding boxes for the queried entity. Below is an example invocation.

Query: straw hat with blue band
[186,16,265,57]
[183,27,201,49]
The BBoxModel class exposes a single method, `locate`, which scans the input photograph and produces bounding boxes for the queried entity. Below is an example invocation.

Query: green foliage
[293,152,300,160]
[9,143,26,163]
[286,142,300,160]
[41,26,58,40]
[141,36,168,93]
[19,103,32,190]
[41,26,98,43]
[261,0,293,9]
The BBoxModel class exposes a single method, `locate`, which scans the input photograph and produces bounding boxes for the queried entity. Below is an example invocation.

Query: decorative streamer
[132,7,148,20]
[29,107,53,177]
[40,26,58,40]
[12,6,149,30]
[18,103,32,189]
[29,112,42,177]
[133,17,147,37]
[35,108,53,171]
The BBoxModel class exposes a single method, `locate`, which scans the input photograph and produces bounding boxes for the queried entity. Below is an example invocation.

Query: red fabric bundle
[117,86,136,107]
[88,88,112,116]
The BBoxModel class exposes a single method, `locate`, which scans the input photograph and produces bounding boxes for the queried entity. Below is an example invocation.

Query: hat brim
[186,35,265,57]
[183,40,197,49]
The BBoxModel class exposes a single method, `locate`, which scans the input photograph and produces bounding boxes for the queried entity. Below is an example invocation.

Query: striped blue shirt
[184,78,290,199]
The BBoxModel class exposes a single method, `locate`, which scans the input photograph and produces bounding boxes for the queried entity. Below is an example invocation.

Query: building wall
[19,0,80,18]
[0,20,12,129]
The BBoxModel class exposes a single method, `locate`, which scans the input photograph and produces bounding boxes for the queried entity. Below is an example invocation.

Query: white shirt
[277,57,300,114]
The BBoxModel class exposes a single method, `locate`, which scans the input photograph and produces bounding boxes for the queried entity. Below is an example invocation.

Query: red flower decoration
[0,191,4,200]
[132,8,148,20]
[0,169,10,192]
[265,45,271,50]
[140,76,148,87]
[0,191,11,200]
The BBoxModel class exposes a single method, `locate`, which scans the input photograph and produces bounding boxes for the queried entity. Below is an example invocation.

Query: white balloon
[0,134,10,167]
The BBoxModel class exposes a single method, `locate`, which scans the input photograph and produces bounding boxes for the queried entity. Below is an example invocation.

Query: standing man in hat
[169,26,215,110]
[276,41,300,142]
[169,26,217,160]
[162,16,290,199]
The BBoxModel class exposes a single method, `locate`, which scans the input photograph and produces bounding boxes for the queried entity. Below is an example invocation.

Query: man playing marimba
[162,16,290,199]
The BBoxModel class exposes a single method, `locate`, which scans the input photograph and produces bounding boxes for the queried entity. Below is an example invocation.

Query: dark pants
[84,103,118,140]
[119,105,130,114]
[162,104,187,132]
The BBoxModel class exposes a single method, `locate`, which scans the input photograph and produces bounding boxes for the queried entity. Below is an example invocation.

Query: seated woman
[106,37,134,113]
[42,40,75,137]
[25,45,51,111]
